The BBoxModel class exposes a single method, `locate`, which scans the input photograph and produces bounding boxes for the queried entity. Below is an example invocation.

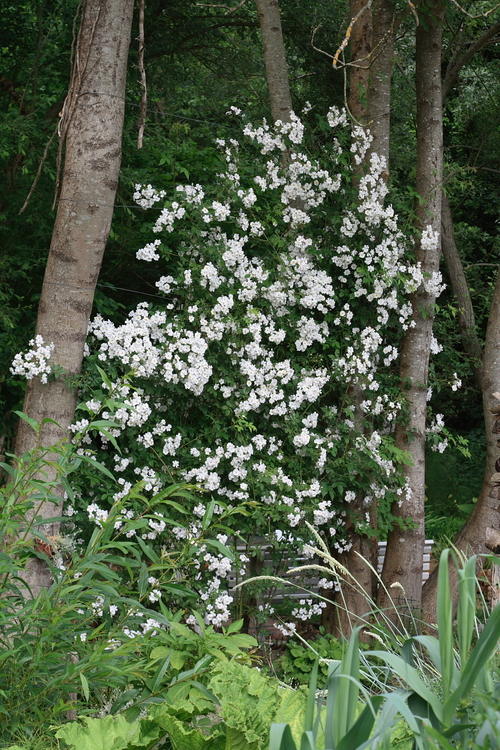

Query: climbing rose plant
[14,106,447,627]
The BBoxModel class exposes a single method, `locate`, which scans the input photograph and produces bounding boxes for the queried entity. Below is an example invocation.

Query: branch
[19,125,58,215]
[448,0,500,19]
[196,0,249,14]
[441,192,483,389]
[0,75,30,116]
[332,0,372,69]
[443,18,500,99]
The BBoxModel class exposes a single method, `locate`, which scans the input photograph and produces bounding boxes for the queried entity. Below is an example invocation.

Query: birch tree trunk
[379,0,444,616]
[15,0,134,594]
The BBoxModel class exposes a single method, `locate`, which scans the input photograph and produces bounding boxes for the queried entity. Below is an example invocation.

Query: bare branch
[443,18,500,99]
[311,24,336,63]
[196,0,249,14]
[448,0,500,19]
[332,1,372,69]
[19,125,58,215]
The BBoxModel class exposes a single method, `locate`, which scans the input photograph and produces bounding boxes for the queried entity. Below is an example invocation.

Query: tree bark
[422,267,500,623]
[348,0,372,125]
[420,17,500,622]
[15,0,135,594]
[368,0,396,171]
[254,0,293,123]
[329,3,375,639]
[379,0,444,617]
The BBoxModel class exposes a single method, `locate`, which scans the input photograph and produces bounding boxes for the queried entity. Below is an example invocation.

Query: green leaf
[79,671,90,701]
[13,411,40,434]
[95,365,113,391]
[303,660,318,734]
[270,724,298,750]
[151,653,172,692]
[225,618,244,634]
[336,696,384,750]
[202,538,234,560]
[170,650,188,670]
[437,549,454,702]
[137,536,159,562]
[444,602,500,722]
[55,715,161,750]
[366,650,443,722]
[76,454,115,480]
[202,499,216,530]
[457,555,477,666]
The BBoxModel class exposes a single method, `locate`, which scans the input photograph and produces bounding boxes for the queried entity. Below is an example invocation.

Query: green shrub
[276,629,345,686]
[0,416,256,745]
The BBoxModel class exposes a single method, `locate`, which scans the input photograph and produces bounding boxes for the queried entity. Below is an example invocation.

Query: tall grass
[239,528,500,749]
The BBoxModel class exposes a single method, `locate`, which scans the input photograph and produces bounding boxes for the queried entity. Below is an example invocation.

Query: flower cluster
[10,335,55,383]
[63,108,423,626]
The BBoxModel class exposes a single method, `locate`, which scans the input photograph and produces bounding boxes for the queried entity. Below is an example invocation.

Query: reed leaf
[437,549,454,703]
[456,555,477,667]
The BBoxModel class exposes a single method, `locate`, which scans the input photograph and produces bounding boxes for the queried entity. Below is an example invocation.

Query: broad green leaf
[55,715,161,750]
[225,618,244,634]
[274,686,308,748]
[170,650,188,670]
[168,620,197,639]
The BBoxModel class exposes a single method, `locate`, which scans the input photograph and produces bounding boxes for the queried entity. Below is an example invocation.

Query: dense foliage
[10,107,449,627]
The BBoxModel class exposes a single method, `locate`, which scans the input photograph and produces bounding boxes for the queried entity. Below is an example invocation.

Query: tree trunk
[368,0,396,170]
[419,15,500,625]
[348,0,372,125]
[422,267,500,623]
[254,0,293,123]
[329,2,375,639]
[379,0,444,618]
[15,0,135,594]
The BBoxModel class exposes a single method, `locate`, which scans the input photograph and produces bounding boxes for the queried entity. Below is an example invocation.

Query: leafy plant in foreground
[0,417,256,745]
[261,547,500,750]
[366,550,500,749]
[55,660,307,750]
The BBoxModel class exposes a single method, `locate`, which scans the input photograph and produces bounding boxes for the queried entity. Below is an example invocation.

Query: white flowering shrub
[42,109,431,626]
